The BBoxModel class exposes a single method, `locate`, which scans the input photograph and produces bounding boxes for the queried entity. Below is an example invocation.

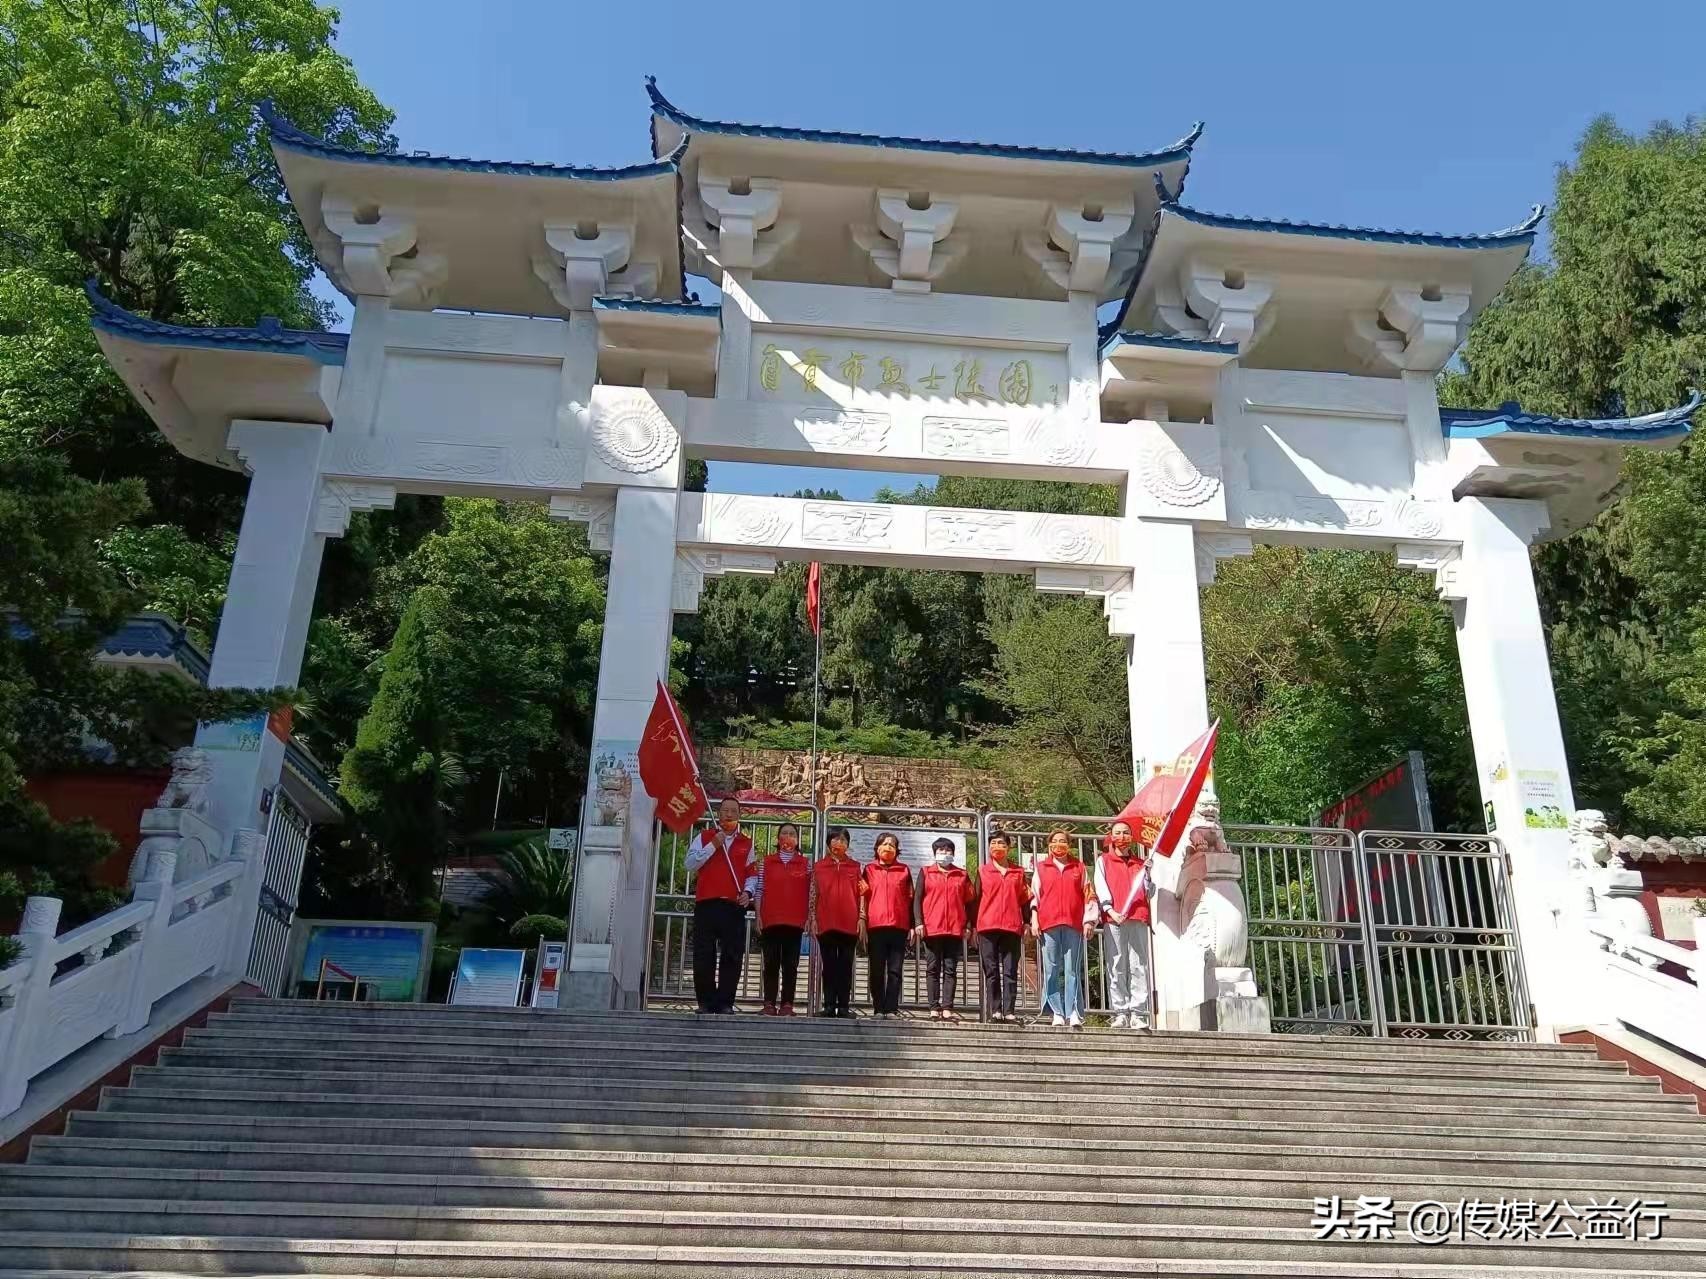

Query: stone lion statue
[593,752,632,825]
[156,747,212,813]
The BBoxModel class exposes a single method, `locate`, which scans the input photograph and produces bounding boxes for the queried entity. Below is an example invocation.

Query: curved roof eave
[86,282,348,365]
[1098,329,1239,360]
[645,76,1202,171]
[592,296,720,317]
[1440,391,1701,442]
[260,100,686,182]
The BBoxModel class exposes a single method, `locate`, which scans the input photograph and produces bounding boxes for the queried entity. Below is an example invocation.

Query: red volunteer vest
[1035,855,1089,931]
[975,862,1027,934]
[920,864,971,937]
[758,851,810,929]
[863,859,915,930]
[1098,851,1149,925]
[812,854,861,935]
[693,829,755,903]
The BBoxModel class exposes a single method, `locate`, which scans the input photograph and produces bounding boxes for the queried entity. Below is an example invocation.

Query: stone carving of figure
[593,753,631,826]
[1178,797,1247,970]
[156,747,212,813]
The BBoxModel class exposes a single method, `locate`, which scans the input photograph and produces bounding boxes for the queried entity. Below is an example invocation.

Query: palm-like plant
[477,840,573,929]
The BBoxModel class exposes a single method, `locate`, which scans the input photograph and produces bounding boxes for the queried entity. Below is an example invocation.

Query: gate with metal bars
[1239,824,1532,1040]
[245,790,311,996]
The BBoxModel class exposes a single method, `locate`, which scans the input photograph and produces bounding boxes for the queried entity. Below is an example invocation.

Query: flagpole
[809,566,824,807]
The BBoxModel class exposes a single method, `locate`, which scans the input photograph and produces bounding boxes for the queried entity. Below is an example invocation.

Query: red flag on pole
[806,561,822,635]
[637,680,708,836]
[1115,719,1220,859]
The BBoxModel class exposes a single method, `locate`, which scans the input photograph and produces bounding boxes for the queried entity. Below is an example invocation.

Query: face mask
[990,847,1009,864]
[778,834,798,853]
[934,850,954,867]
[830,843,849,859]
[1112,830,1132,850]
[877,847,898,864]
[720,819,739,832]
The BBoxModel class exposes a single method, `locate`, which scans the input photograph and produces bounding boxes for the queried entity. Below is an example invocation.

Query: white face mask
[934,850,954,867]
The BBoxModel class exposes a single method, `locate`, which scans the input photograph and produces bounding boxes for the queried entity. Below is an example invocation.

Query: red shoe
[761,1002,778,1016]
[780,1003,796,1017]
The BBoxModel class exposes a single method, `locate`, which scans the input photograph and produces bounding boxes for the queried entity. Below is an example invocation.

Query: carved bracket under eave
[671,548,780,614]
[535,221,657,312]
[1347,285,1472,373]
[1395,541,1464,601]
[689,171,796,272]
[1152,258,1275,352]
[314,479,397,538]
[320,194,447,308]
[851,190,964,294]
[548,494,616,550]
[1021,203,1136,296]
[1034,566,1138,636]
[1194,532,1254,585]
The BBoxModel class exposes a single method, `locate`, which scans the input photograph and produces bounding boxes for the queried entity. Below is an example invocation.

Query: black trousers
[867,927,907,1013]
[924,934,964,1009]
[760,925,803,1006]
[818,930,856,1014]
[978,929,1021,1015]
[692,898,746,1012]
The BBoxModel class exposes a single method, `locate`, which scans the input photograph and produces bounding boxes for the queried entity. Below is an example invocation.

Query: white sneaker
[1051,1012,1066,1028]
[1069,1013,1085,1029]
[1129,1017,1151,1032]
[1110,1013,1129,1029]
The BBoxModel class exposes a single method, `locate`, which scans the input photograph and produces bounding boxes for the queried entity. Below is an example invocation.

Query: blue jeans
[1040,926,1085,1019]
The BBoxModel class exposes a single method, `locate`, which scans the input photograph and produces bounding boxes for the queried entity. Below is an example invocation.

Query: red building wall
[24,769,171,887]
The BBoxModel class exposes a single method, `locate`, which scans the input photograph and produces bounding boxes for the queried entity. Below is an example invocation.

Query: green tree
[0,456,275,921]
[1441,115,1706,829]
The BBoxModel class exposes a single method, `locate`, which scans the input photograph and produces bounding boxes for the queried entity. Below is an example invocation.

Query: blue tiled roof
[646,77,1202,170]
[1441,393,1700,442]
[1153,175,1544,249]
[592,296,719,317]
[1098,329,1241,359]
[96,615,212,682]
[87,283,348,365]
[261,100,685,180]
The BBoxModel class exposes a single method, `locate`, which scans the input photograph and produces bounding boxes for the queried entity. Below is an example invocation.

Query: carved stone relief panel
[801,502,895,548]
[925,509,1018,554]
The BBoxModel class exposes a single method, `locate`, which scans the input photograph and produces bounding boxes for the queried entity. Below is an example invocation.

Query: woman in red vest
[1093,819,1151,1030]
[810,825,861,1018]
[974,830,1029,1022]
[862,832,914,1019]
[912,836,974,1019]
[755,822,810,1016]
[1029,827,1094,1028]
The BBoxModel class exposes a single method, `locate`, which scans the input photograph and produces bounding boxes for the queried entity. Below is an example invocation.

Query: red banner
[806,561,822,636]
[637,680,708,835]
[1115,720,1220,858]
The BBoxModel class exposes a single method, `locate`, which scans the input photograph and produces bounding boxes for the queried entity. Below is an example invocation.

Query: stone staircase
[2,999,1706,1276]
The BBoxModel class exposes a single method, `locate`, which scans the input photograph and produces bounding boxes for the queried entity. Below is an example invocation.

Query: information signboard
[286,919,435,1002]
[845,828,964,872]
[449,947,526,1007]
[531,939,566,1008]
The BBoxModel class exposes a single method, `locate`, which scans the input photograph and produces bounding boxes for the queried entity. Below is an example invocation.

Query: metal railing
[247,792,310,997]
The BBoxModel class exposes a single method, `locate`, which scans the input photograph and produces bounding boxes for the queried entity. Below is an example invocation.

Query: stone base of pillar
[1206,968,1272,1034]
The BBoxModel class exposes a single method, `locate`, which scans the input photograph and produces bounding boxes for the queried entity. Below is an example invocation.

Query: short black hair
[931,836,955,854]
[777,821,799,837]
[874,831,901,852]
[825,825,851,845]
[987,830,1010,847]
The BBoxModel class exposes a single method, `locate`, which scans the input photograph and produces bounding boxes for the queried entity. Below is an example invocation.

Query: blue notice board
[296,922,432,1001]
[449,947,527,1007]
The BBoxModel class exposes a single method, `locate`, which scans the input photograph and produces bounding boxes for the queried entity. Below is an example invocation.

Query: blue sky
[313,0,1706,499]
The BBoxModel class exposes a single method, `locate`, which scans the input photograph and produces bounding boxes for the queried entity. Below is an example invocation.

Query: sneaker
[1051,1012,1066,1028]
[761,1003,778,1016]
[1110,1013,1129,1029]
[929,1008,944,1020]
[1128,1017,1151,1032]
[780,1003,796,1017]
[1069,1013,1085,1029]
[942,1009,961,1022]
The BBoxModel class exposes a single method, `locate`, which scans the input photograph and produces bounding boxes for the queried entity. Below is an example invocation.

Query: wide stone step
[181,1023,1641,1091]
[204,1004,1595,1064]
[116,1066,1704,1139]
[29,1139,1706,1208]
[155,1044,1691,1115]
[92,1085,1706,1158]
[214,1003,1586,1061]
[5,1227,1704,1275]
[56,1112,1706,1184]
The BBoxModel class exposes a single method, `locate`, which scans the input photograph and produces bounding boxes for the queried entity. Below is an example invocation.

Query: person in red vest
[1029,827,1095,1028]
[974,830,1030,1022]
[912,836,974,1020]
[810,825,861,1018]
[1093,819,1151,1030]
[862,831,914,1019]
[685,796,757,1014]
[755,821,809,1016]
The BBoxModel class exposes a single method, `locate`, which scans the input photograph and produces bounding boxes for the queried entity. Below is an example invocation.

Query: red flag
[637,680,708,835]
[806,561,822,635]
[1116,720,1220,858]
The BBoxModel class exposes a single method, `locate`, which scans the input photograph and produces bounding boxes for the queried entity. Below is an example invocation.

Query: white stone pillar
[1123,518,1213,1029]
[196,420,332,847]
[567,485,679,1009]
[1451,495,1583,1029]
